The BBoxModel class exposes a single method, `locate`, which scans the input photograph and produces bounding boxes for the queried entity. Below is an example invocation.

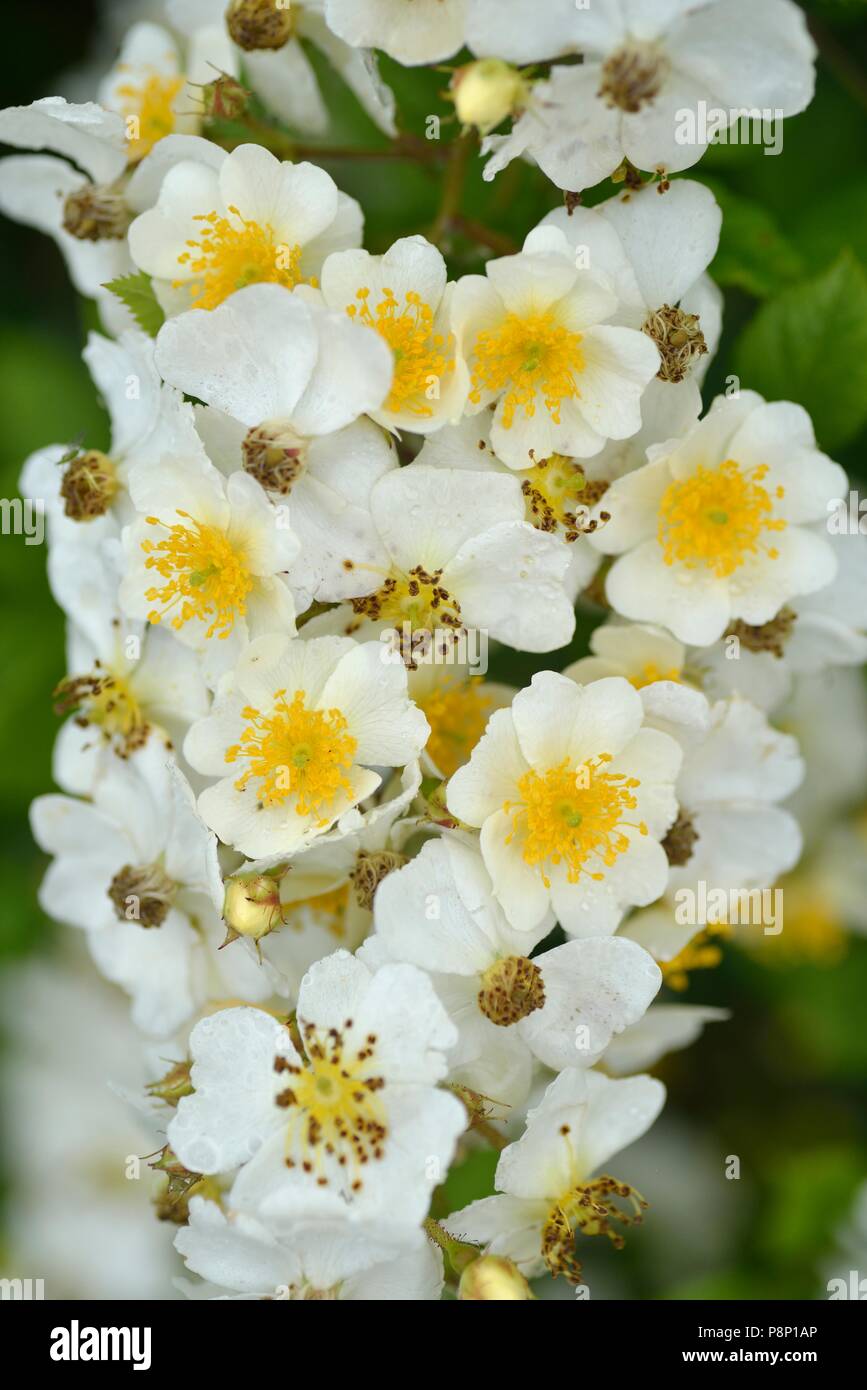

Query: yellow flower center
[542,1174,648,1284]
[143,512,253,640]
[470,311,585,428]
[117,73,184,163]
[504,755,646,889]
[628,662,683,690]
[661,924,728,991]
[347,287,454,417]
[275,1020,387,1194]
[419,677,492,778]
[176,205,307,310]
[521,453,590,539]
[53,667,148,754]
[658,459,786,579]
[350,566,463,635]
[225,689,357,820]
[291,884,351,939]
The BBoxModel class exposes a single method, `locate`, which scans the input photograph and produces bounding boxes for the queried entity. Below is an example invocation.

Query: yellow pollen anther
[419,677,492,778]
[176,205,308,310]
[470,311,585,428]
[225,689,357,820]
[658,459,787,579]
[117,73,184,163]
[142,512,252,640]
[504,755,646,889]
[347,286,455,416]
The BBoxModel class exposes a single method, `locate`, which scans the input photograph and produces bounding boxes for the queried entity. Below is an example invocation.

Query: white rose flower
[320,236,469,433]
[176,1195,442,1300]
[315,463,577,654]
[29,743,268,1037]
[592,392,847,646]
[367,837,662,1106]
[470,0,815,191]
[128,143,363,315]
[167,951,466,1223]
[447,672,681,934]
[184,632,428,858]
[451,225,660,468]
[119,450,299,683]
[442,1067,665,1284]
[98,20,236,166]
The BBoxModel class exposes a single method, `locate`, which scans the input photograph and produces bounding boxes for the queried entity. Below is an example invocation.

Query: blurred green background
[1,0,866,1298]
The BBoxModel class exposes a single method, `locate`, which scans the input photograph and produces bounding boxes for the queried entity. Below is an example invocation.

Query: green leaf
[103,270,165,337]
[733,252,867,450]
[793,180,867,274]
[702,179,804,298]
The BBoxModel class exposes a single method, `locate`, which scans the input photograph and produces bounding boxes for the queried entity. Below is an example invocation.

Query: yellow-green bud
[223,873,283,941]
[451,60,527,135]
[458,1255,535,1300]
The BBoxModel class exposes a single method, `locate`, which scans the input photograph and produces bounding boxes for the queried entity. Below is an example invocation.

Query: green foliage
[103,271,166,337]
[733,253,867,450]
[704,181,804,297]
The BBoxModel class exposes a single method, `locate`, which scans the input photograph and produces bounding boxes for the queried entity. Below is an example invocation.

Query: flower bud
[458,1255,535,1300]
[223,873,284,941]
[451,60,527,135]
[201,73,250,122]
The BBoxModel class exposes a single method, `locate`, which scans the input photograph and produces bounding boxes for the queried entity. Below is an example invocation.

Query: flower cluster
[4,0,864,1301]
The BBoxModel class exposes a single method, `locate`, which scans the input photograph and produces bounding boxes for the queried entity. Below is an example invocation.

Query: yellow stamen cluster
[347,287,454,417]
[117,73,184,163]
[177,205,306,310]
[662,924,729,991]
[275,1020,387,1193]
[143,513,252,640]
[419,677,492,778]
[350,566,463,636]
[658,459,786,579]
[53,667,148,756]
[296,885,351,938]
[521,454,599,541]
[542,1174,648,1283]
[505,755,646,889]
[628,662,683,690]
[226,689,357,819]
[470,311,585,428]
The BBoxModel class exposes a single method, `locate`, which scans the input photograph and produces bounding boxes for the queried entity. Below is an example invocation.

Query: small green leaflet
[102,271,165,337]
